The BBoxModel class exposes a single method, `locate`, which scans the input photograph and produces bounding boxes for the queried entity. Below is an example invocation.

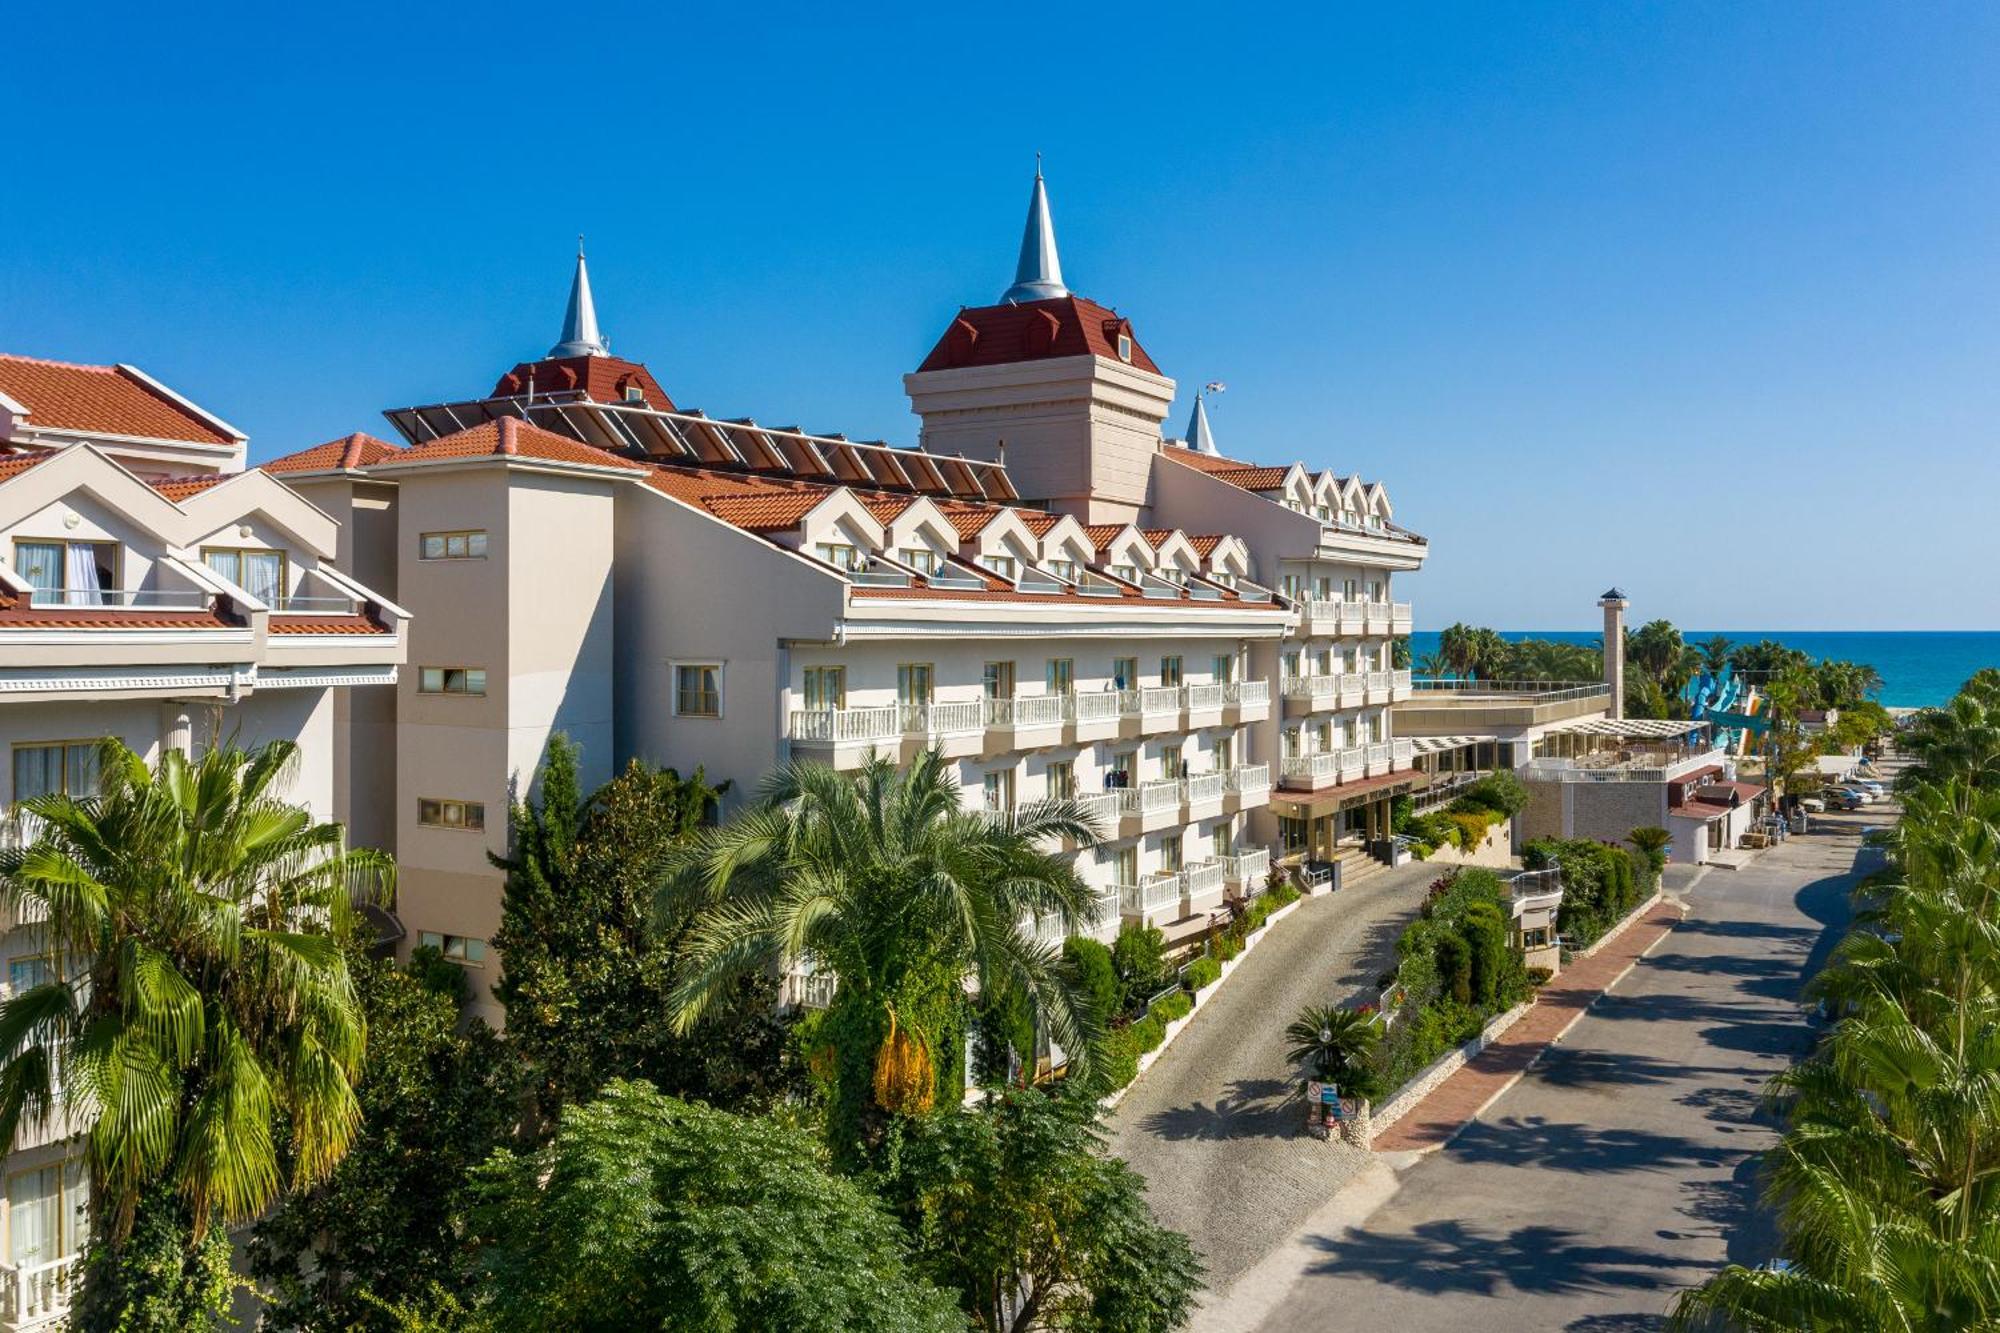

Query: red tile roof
[267,615,392,636]
[149,475,231,500]
[916,296,1161,374]
[704,492,828,532]
[1162,451,1292,491]
[262,432,404,474]
[1188,534,1227,557]
[1162,448,1262,474]
[0,355,237,446]
[0,604,236,631]
[1019,512,1062,535]
[382,417,646,472]
[1083,524,1134,551]
[0,452,52,483]
[489,355,677,411]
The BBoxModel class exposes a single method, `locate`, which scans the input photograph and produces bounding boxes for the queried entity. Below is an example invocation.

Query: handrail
[1182,771,1226,804]
[1225,762,1271,793]
[1183,682,1225,710]
[1139,685,1182,714]
[983,694,1066,727]
[25,587,210,609]
[1411,679,1613,703]
[1116,778,1181,814]
[1068,691,1121,723]
[789,704,901,743]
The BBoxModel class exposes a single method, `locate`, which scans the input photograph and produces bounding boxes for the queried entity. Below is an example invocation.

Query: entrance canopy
[1409,734,1487,755]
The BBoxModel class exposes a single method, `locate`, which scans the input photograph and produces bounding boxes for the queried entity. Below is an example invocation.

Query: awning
[1543,717,1713,740]
[1270,769,1425,817]
[1410,734,1488,755]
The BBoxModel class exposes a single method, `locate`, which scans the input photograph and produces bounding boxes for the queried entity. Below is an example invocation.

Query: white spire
[1185,394,1221,455]
[548,237,608,358]
[1001,159,1068,304]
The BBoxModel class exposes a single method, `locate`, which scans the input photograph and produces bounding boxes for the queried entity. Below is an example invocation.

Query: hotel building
[0,355,407,1326]
[256,172,1429,1020]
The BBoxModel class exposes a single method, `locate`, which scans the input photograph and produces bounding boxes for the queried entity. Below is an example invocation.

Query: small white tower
[548,239,609,358]
[1001,161,1067,304]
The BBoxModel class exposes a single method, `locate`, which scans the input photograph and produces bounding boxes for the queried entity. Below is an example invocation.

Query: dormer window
[984,555,1019,581]
[1117,333,1133,363]
[623,384,646,404]
[1049,558,1080,583]
[813,542,865,572]
[1109,563,1139,584]
[899,547,938,575]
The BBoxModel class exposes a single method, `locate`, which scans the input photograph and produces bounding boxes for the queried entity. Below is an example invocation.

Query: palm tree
[1696,634,1733,674]
[1437,623,1479,679]
[1627,619,1685,695]
[663,749,1103,1165]
[1898,692,2000,794]
[0,740,387,1307]
[1284,1003,1382,1099]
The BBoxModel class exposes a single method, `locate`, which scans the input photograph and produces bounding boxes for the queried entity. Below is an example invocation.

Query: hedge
[1183,957,1222,992]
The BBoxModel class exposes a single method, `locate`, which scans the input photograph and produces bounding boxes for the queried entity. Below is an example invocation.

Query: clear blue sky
[6,3,1996,630]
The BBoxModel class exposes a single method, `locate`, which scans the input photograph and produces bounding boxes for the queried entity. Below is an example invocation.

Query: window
[1117,332,1133,362]
[1279,815,1309,855]
[1368,580,1384,603]
[803,666,846,710]
[1046,658,1074,695]
[1315,576,1334,600]
[897,663,934,705]
[1049,558,1080,583]
[1159,656,1183,687]
[420,530,487,560]
[418,931,488,965]
[813,542,864,572]
[1314,721,1333,751]
[1315,648,1333,676]
[1283,728,1302,758]
[1343,578,1359,600]
[1213,824,1234,858]
[7,1161,85,1269]
[14,539,116,603]
[202,546,287,604]
[1046,760,1075,802]
[13,742,102,805]
[1160,834,1183,873]
[1279,573,1302,600]
[1215,735,1234,770]
[1160,748,1185,780]
[1212,654,1235,683]
[1281,650,1301,678]
[982,661,1016,700]
[676,664,722,717]
[418,666,486,696]
[1112,846,1139,885]
[623,384,647,403]
[1156,566,1186,585]
[7,956,52,999]
[418,798,485,831]
[1109,563,1139,584]
[983,554,1019,581]
[899,547,938,575]
[1107,750,1137,789]
[1522,926,1551,949]
[1112,657,1139,691]
[982,768,1015,812]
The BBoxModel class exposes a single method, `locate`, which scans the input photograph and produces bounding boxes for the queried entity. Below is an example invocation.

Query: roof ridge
[0,353,120,374]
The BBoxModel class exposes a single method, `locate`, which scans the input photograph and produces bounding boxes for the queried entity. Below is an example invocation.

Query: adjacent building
[0,354,406,1327]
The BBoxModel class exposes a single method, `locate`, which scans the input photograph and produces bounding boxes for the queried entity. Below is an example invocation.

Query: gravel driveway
[1104,859,1448,1287]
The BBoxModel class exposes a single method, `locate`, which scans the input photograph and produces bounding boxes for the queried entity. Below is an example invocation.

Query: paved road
[1206,796,1887,1332]
[1104,857,1451,1287]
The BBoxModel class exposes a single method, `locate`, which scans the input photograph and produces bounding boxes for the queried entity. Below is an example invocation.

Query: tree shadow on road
[1527,1046,1735,1090]
[1302,1219,1685,1298]
[1442,1116,1746,1176]
[1563,1315,1669,1332]
[1135,1077,1297,1142]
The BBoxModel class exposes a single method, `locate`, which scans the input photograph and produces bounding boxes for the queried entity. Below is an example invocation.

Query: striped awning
[1409,734,1488,755]
[1543,717,1712,739]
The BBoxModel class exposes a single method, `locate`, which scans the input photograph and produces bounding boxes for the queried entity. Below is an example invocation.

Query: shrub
[1267,882,1302,909]
[1626,825,1671,876]
[1110,923,1168,1013]
[1184,957,1223,991]
[1527,966,1554,987]
[1448,811,1494,851]
[1099,1026,1141,1090]
[1210,932,1242,963]
[1152,992,1193,1025]
[1129,1013,1167,1054]
[1062,936,1121,1029]
[1391,794,1416,833]
[1436,932,1472,1006]
[1458,899,1510,1008]
[1459,769,1531,819]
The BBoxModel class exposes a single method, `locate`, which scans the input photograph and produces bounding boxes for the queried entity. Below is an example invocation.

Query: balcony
[788,699,985,766]
[1181,859,1226,915]
[1364,602,1393,635]
[1222,847,1271,896]
[1118,875,1181,926]
[1183,681,1224,727]
[0,1254,77,1331]
[1220,678,1270,722]
[1070,790,1120,844]
[1223,763,1271,811]
[1065,689,1122,742]
[1116,777,1183,836]
[1390,602,1413,635]
[1281,673,1366,714]
[1279,746,1366,791]
[1181,769,1226,817]
[982,693,1066,748]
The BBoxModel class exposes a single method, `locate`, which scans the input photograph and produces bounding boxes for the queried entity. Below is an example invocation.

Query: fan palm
[662,749,1104,1164]
[1899,692,2000,794]
[1283,1003,1382,1099]
[0,739,388,1251]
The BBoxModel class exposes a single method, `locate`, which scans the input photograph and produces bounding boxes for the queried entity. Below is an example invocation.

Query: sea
[1405,630,2000,710]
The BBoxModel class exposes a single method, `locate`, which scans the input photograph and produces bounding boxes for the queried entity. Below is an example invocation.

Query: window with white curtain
[202,547,286,606]
[14,540,114,604]
[7,1161,85,1268]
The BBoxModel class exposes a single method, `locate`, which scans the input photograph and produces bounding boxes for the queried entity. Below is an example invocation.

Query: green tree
[889,1087,1203,1333]
[1627,619,1687,696]
[0,739,387,1329]
[246,945,520,1330]
[1110,922,1169,1013]
[664,750,1102,1166]
[1284,1004,1383,1099]
[470,1079,962,1332]
[1696,634,1734,673]
[492,740,788,1131]
[1898,689,2000,794]
[1626,826,1672,876]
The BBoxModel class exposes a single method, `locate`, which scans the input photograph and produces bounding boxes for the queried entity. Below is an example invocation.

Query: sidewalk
[1370,896,1686,1153]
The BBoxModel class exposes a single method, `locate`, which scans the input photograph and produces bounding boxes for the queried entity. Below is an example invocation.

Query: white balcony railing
[1365,603,1392,634]
[906,700,983,735]
[1222,847,1270,886]
[1183,682,1224,711]
[1072,791,1120,829]
[1225,763,1271,795]
[1067,691,1121,725]
[1182,771,1226,805]
[1392,667,1413,696]
[1119,875,1181,917]
[1018,911,1068,946]
[789,704,902,744]
[1280,745,1370,785]
[1087,886,1122,932]
[1393,738,1414,768]
[983,694,1066,728]
[1139,685,1182,715]
[1282,673,1365,706]
[1339,601,1370,634]
[1391,602,1413,631]
[1182,859,1225,904]
[1366,741,1393,772]
[0,1254,78,1329]
[1366,671,1393,701]
[1116,778,1182,816]
[1222,679,1270,709]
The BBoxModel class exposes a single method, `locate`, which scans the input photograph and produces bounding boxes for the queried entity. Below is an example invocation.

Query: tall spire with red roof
[1001,161,1068,304]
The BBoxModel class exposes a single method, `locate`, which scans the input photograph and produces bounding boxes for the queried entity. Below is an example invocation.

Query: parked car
[1828,789,1866,811]
[1799,797,1827,814]
[1849,779,1887,799]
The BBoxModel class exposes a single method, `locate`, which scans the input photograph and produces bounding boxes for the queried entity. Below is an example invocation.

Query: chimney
[1598,587,1630,719]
